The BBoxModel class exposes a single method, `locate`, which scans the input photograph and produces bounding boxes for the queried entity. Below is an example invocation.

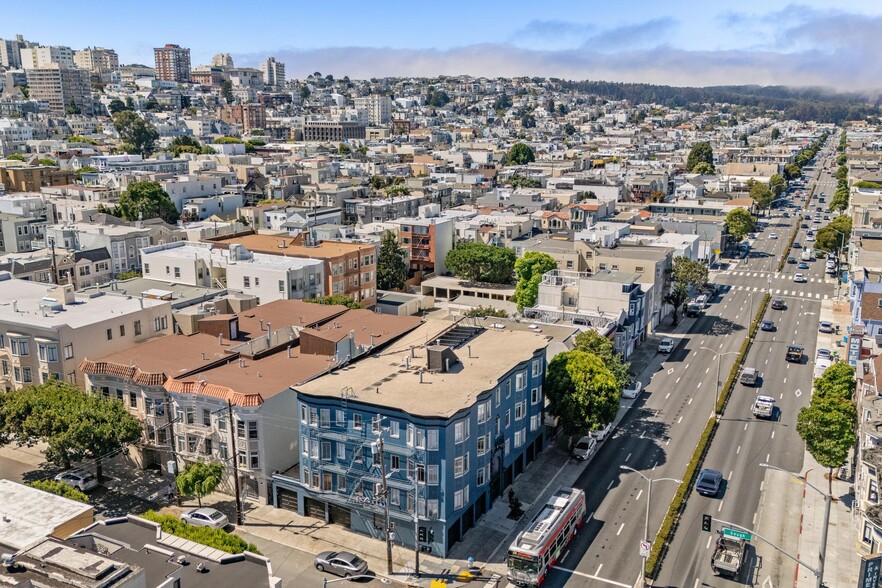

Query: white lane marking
[736,445,741,454]
[780,392,784,399]
[636,489,643,501]
[697,382,702,389]
[767,453,771,462]
[684,363,690,370]
[665,392,671,400]
[729,470,733,479]
[753,512,758,526]
[783,377,787,384]
[676,377,681,384]
[694,579,701,588]
[607,479,615,490]
[588,510,595,520]
[668,368,674,375]
[640,430,646,439]
[706,535,713,549]
[700,340,705,346]
[765,358,769,365]
[720,342,723,348]
[744,423,749,431]
[560,550,569,564]
[616,524,624,536]
[596,563,604,576]
[666,439,671,446]
[678,416,683,424]
[771,431,775,439]
[688,397,693,405]
[705,367,710,374]
[761,481,764,491]
[625,453,632,462]
[549,567,631,588]
[718,500,724,512]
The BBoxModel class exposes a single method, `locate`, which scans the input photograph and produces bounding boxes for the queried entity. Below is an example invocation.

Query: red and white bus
[507,486,586,586]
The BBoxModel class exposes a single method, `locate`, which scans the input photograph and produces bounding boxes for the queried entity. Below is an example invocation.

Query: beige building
[25,65,93,115]
[0,274,172,390]
[73,47,119,73]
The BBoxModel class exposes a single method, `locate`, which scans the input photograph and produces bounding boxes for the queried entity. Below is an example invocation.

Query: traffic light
[702,514,712,532]
[418,527,427,542]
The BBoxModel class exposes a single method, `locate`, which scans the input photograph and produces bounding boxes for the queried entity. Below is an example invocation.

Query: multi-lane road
[533,139,839,588]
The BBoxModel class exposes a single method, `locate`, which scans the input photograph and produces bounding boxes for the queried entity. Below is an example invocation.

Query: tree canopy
[445,242,516,284]
[112,111,159,156]
[513,252,557,311]
[769,174,786,198]
[507,143,536,166]
[686,142,714,173]
[573,330,631,390]
[815,215,852,252]
[545,350,621,436]
[814,362,855,402]
[377,231,407,291]
[796,394,856,495]
[176,461,224,507]
[304,295,363,309]
[725,208,756,242]
[110,181,179,224]
[691,161,715,175]
[748,180,773,211]
[0,380,142,482]
[665,256,709,324]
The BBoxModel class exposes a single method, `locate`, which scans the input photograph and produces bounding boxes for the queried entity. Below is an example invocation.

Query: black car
[793,242,802,249]
[760,320,775,331]
[787,257,797,264]
[771,298,786,310]
[696,469,723,497]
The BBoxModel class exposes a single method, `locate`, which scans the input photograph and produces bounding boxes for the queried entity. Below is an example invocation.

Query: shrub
[138,511,260,554]
[464,305,508,318]
[28,479,89,503]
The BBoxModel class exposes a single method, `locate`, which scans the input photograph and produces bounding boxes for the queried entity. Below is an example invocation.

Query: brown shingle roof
[862,293,882,322]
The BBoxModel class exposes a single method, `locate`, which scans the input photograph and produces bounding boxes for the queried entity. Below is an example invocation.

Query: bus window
[508,553,538,573]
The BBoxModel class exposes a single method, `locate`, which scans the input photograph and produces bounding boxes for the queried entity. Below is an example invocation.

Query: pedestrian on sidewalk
[166,483,175,503]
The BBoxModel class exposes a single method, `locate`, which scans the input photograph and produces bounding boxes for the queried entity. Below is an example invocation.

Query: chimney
[217,333,223,345]
[419,369,424,384]
[11,300,17,313]
[259,319,264,330]
[287,346,292,358]
[467,345,472,358]
[405,356,410,369]
[239,358,245,368]
[266,322,272,343]
[201,352,206,360]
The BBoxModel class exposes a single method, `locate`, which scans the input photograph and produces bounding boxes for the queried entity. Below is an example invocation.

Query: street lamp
[619,465,682,585]
[699,347,740,418]
[759,463,831,588]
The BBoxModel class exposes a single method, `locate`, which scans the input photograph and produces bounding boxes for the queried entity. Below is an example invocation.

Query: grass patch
[139,510,261,555]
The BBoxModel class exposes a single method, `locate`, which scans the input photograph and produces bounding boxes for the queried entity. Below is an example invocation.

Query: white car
[622,380,643,399]
[572,436,598,460]
[769,233,778,239]
[657,338,674,353]
[793,273,806,283]
[806,234,815,242]
[54,471,99,492]
[180,507,229,529]
[590,421,614,442]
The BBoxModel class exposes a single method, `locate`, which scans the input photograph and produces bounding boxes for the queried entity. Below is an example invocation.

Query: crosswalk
[725,270,831,283]
[729,284,828,299]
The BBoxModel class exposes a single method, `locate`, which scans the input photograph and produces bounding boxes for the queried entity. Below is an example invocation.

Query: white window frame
[427,429,439,451]
[454,490,463,510]
[337,442,346,460]
[427,464,439,485]
[531,387,541,405]
[532,359,542,377]
[454,457,464,478]
[389,420,400,438]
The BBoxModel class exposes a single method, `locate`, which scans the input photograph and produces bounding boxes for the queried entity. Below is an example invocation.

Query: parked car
[590,421,614,442]
[818,321,834,333]
[771,298,786,310]
[760,320,775,332]
[622,380,643,399]
[54,471,98,492]
[572,436,598,460]
[696,469,724,497]
[793,273,806,283]
[657,338,674,353]
[817,348,832,361]
[314,551,369,578]
[180,507,229,529]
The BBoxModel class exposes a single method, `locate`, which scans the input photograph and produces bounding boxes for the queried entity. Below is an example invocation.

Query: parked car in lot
[314,551,369,578]
[657,338,675,353]
[816,348,831,361]
[180,507,229,529]
[590,421,614,442]
[572,435,598,460]
[771,298,786,310]
[54,471,98,492]
[760,320,775,331]
[696,469,724,497]
[818,321,834,333]
[622,380,643,399]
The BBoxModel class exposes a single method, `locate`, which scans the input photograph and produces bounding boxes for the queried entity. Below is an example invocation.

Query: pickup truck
[752,395,775,419]
[711,533,746,577]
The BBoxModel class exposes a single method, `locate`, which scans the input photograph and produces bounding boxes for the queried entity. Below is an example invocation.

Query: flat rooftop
[235,299,349,337]
[209,233,375,257]
[78,276,226,309]
[0,479,93,550]
[296,319,548,418]
[0,276,167,330]
[590,270,642,284]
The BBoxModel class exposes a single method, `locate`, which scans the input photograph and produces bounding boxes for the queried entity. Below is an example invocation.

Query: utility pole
[48,237,58,285]
[227,399,244,525]
[413,474,420,577]
[375,421,393,575]
[165,398,180,485]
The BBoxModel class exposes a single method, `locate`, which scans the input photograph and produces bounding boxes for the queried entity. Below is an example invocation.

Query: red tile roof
[164,378,263,407]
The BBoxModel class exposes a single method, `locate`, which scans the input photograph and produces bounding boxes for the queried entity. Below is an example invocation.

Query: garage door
[277,488,298,512]
[328,504,351,527]
[305,497,326,520]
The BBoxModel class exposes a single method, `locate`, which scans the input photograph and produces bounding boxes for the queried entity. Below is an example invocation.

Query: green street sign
[722,528,751,541]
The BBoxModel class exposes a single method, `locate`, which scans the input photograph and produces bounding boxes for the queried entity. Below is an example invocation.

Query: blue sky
[4,1,882,89]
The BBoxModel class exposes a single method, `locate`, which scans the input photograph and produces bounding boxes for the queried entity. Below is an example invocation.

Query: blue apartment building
[272,320,549,556]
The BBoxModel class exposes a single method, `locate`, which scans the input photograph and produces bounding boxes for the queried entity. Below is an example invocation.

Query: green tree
[835,164,848,181]
[0,380,142,482]
[377,231,407,291]
[770,127,781,140]
[445,242,516,284]
[513,252,557,311]
[5,153,25,161]
[463,306,508,318]
[426,90,450,107]
[28,479,89,503]
[686,141,714,172]
[200,145,216,155]
[665,256,709,324]
[725,208,757,242]
[796,395,856,495]
[65,99,81,115]
[783,163,801,181]
[855,181,882,189]
[573,330,631,390]
[507,143,536,166]
[37,158,57,167]
[176,461,224,507]
[563,123,576,136]
[112,111,159,156]
[692,161,715,175]
[113,181,179,224]
[107,98,128,114]
[814,362,855,402]
[836,153,847,166]
[545,351,621,438]
[508,174,542,189]
[520,113,536,128]
[67,135,97,145]
[170,135,202,156]
[220,80,233,104]
[815,215,852,252]
[116,270,142,280]
[337,143,351,155]
[493,93,512,111]
[769,173,786,198]
[749,180,773,212]
[829,185,850,212]
[304,295,363,309]
[384,184,410,197]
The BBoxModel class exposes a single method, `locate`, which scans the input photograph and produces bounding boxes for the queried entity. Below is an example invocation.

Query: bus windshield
[508,552,539,573]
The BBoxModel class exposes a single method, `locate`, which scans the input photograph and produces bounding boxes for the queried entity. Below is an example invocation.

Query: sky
[4,0,882,91]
